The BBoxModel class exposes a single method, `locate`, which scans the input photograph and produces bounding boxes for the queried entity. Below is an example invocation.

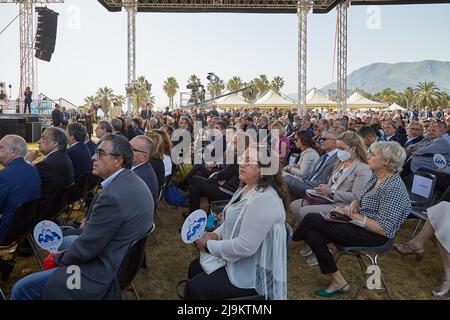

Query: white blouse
[206,186,287,299]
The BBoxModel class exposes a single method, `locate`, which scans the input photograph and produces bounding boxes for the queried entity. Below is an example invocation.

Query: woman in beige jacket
[291,131,372,263]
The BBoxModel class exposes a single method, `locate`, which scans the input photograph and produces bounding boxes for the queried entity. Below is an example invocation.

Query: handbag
[199,251,226,275]
[305,189,335,205]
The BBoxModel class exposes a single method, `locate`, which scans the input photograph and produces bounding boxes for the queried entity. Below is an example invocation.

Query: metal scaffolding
[1,0,64,103]
[19,0,34,105]
[336,0,348,113]
[297,0,309,116]
[124,0,137,115]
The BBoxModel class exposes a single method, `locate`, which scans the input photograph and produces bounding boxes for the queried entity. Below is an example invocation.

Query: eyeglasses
[319,137,335,142]
[94,149,119,159]
[132,147,149,155]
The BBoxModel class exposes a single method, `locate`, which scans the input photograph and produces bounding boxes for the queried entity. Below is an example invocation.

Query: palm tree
[271,76,285,93]
[134,76,152,114]
[253,74,270,97]
[227,76,243,92]
[436,91,450,108]
[95,87,115,117]
[113,95,126,112]
[187,74,200,85]
[377,88,398,105]
[84,95,97,108]
[414,81,440,109]
[163,76,179,110]
[207,79,225,99]
[147,94,156,110]
[401,87,416,108]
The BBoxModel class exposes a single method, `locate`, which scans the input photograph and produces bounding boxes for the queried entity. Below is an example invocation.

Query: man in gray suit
[11,134,154,300]
[410,123,450,173]
[284,131,338,200]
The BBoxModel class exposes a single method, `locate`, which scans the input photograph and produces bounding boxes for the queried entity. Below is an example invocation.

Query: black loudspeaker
[26,122,42,143]
[34,7,59,62]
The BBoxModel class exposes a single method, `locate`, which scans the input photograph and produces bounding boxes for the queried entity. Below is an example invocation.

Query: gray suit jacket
[305,152,338,187]
[43,169,154,300]
[328,159,372,204]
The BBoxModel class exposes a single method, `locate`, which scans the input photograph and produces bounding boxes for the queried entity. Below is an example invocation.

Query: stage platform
[0,114,45,142]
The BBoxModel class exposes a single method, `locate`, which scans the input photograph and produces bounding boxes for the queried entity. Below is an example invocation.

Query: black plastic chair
[334,239,395,300]
[66,171,91,216]
[0,199,39,277]
[284,148,302,167]
[407,171,437,210]
[117,224,155,300]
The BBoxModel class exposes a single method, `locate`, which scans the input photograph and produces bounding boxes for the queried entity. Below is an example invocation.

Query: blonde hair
[145,131,164,160]
[336,130,368,164]
[270,122,286,137]
[154,129,173,156]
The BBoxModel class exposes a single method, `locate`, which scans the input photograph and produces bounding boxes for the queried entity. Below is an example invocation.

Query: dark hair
[357,125,377,139]
[47,127,68,151]
[256,157,290,213]
[117,117,128,136]
[98,120,112,133]
[370,123,382,137]
[101,134,133,169]
[111,118,123,132]
[67,123,87,143]
[215,121,227,131]
[295,130,319,152]
[132,117,143,129]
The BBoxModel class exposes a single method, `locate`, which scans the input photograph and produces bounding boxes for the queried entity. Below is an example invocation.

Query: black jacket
[67,142,93,181]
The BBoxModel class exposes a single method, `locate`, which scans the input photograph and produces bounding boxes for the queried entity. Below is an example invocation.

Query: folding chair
[117,224,154,300]
[0,288,5,300]
[284,148,301,167]
[405,171,437,239]
[0,199,39,280]
[66,172,91,216]
[334,239,395,300]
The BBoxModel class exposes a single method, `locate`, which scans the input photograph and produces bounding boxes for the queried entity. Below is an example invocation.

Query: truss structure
[1,0,64,102]
[297,0,310,115]
[123,0,137,114]
[99,0,450,14]
[336,0,348,112]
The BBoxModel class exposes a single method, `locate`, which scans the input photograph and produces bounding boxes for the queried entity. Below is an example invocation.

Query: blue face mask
[337,149,352,162]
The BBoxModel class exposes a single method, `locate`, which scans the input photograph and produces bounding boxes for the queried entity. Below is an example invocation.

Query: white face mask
[337,149,352,162]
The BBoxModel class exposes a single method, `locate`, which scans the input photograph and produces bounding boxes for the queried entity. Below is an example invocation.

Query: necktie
[309,154,328,181]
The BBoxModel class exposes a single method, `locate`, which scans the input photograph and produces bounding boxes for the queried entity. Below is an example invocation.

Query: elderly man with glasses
[12,134,154,300]
[130,136,159,204]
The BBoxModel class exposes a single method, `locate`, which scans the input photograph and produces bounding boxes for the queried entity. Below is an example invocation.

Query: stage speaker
[26,122,42,143]
[34,7,59,62]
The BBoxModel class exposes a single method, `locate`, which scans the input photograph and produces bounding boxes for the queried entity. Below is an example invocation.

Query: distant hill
[320,60,450,94]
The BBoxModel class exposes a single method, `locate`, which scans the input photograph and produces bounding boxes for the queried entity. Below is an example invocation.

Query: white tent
[384,103,407,111]
[346,91,387,109]
[214,92,249,108]
[306,88,337,108]
[254,89,296,108]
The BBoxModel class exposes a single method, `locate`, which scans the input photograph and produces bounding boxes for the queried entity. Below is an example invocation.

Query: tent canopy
[214,92,249,108]
[384,103,407,111]
[254,89,296,108]
[306,88,337,108]
[346,91,387,109]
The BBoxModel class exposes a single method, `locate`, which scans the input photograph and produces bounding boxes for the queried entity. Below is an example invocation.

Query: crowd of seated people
[1,105,450,300]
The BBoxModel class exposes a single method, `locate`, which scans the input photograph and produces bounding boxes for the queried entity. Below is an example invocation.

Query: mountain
[320,60,450,94]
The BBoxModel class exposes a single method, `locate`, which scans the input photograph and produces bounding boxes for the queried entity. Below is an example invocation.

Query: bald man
[0,135,41,241]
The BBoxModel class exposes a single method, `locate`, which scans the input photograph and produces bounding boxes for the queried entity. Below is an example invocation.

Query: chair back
[68,171,91,204]
[117,224,154,291]
[409,171,437,207]
[36,184,74,222]
[0,199,38,246]
[440,185,450,202]
[86,174,101,194]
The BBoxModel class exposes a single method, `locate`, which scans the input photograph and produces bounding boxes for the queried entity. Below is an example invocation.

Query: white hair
[370,141,406,173]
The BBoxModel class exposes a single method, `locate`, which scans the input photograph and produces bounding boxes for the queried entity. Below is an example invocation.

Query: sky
[1,1,450,111]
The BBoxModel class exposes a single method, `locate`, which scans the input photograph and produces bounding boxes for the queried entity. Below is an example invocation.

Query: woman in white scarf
[184,147,288,300]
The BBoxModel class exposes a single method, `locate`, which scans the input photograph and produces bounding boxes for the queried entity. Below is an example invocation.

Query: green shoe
[314,284,349,298]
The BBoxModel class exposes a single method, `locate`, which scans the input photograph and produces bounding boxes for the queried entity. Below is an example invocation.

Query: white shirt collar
[45,149,59,159]
[131,162,146,171]
[68,141,80,148]
[101,168,125,189]
[326,149,338,158]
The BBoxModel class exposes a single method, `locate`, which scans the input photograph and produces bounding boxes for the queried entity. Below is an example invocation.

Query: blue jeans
[11,235,79,300]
